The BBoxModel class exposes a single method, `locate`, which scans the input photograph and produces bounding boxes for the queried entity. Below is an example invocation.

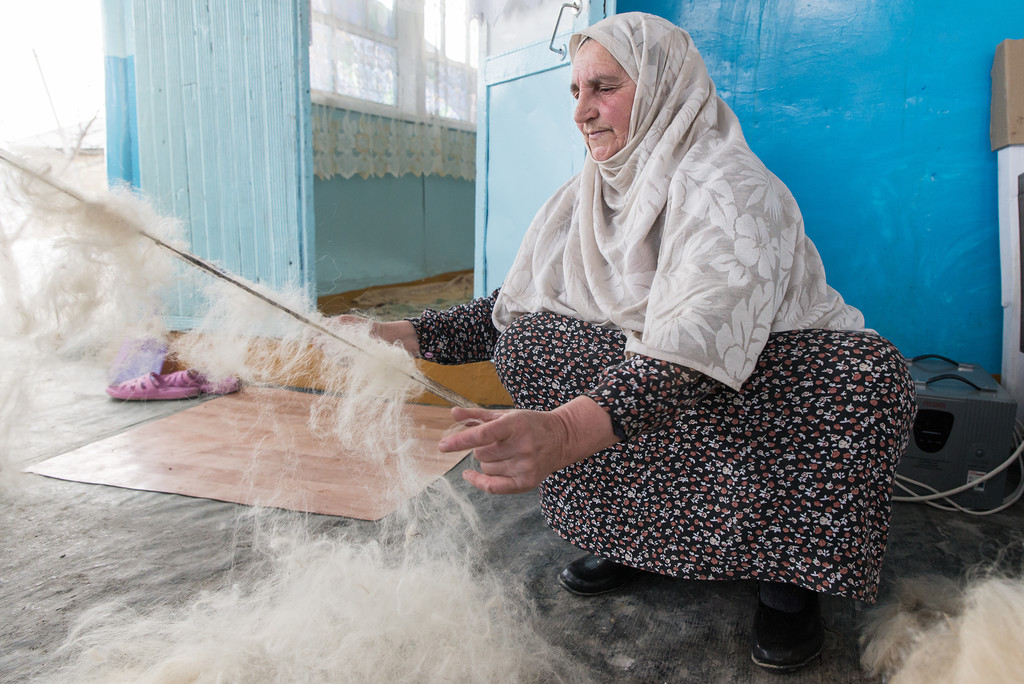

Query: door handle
[548,2,581,61]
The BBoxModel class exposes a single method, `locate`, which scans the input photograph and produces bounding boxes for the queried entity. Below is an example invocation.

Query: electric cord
[893,420,1024,515]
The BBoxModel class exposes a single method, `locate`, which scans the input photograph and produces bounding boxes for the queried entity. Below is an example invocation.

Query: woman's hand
[439,396,620,495]
[325,315,420,357]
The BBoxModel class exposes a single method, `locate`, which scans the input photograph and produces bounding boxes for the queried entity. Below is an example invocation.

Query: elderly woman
[349,12,915,672]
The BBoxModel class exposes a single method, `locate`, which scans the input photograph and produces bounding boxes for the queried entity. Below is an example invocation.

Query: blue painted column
[101,0,139,187]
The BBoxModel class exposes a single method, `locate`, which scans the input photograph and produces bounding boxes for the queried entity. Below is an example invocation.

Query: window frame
[310,0,477,132]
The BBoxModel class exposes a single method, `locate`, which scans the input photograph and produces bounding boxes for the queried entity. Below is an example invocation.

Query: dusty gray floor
[2,359,1023,683]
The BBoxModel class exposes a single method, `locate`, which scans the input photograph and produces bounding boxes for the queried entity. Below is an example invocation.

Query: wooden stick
[0,148,479,409]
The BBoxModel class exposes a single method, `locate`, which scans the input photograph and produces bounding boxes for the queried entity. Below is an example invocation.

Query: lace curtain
[312,105,476,181]
[310,0,478,181]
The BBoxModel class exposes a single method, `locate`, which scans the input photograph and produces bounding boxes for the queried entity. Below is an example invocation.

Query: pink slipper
[106,369,240,401]
[106,371,201,400]
[192,371,241,396]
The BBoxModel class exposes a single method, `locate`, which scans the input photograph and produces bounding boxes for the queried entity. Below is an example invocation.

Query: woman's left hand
[438,397,619,495]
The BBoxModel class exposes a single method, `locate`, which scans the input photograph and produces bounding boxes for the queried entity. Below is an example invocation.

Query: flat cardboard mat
[26,386,470,520]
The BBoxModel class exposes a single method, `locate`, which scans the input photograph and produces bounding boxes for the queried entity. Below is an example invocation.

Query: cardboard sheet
[26,386,470,520]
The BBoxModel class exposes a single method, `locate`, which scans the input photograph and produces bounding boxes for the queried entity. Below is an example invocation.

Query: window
[310,0,479,126]
[423,0,478,122]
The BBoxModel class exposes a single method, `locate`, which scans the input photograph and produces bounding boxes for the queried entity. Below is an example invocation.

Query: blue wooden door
[474,1,613,295]
[130,0,314,328]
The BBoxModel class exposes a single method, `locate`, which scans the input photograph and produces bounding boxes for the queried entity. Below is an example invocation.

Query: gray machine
[899,355,1018,510]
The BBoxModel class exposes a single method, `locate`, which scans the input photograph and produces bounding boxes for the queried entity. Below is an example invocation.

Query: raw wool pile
[860,572,1024,683]
[38,517,584,684]
[0,156,587,683]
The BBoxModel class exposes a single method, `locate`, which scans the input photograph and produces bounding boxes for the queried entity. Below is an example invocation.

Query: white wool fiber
[0,163,179,361]
[0,347,37,490]
[172,278,483,551]
[0,160,178,485]
[39,518,585,684]
[171,275,426,464]
[860,570,1024,684]
[3,160,588,682]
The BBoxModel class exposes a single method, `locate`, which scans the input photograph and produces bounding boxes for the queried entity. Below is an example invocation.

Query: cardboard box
[992,38,1024,151]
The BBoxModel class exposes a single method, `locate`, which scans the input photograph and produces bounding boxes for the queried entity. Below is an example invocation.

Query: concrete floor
[2,358,1023,683]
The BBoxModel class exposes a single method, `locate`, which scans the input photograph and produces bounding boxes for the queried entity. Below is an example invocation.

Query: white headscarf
[491,12,863,391]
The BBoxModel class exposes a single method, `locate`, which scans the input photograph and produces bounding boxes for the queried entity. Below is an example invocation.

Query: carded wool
[860,571,1024,683]
[1,158,590,683]
[38,518,585,684]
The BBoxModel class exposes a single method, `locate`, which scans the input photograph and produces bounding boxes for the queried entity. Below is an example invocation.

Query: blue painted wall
[315,173,474,294]
[312,102,477,295]
[617,0,1024,372]
[118,0,314,327]
[101,0,139,187]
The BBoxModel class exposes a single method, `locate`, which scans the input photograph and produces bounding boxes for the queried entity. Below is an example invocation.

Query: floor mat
[25,386,470,520]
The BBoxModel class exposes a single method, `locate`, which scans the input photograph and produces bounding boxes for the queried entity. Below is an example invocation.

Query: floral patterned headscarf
[492,12,862,391]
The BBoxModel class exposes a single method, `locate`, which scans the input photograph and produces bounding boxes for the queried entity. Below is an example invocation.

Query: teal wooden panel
[133,0,313,327]
[102,0,139,186]
[314,174,426,293]
[313,173,475,295]
[422,175,475,278]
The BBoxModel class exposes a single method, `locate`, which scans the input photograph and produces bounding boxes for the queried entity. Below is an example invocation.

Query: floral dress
[411,291,915,602]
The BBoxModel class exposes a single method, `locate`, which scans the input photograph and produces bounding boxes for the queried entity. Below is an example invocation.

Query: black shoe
[750,593,825,672]
[558,554,642,596]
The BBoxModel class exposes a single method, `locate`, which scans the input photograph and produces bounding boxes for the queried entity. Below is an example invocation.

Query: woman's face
[571,40,636,162]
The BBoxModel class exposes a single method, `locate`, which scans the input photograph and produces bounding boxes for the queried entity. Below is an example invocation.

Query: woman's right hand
[325,315,420,358]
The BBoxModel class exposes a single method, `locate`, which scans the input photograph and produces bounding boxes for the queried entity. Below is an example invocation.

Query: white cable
[894,459,1024,516]
[893,420,1024,515]
[894,439,1024,501]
